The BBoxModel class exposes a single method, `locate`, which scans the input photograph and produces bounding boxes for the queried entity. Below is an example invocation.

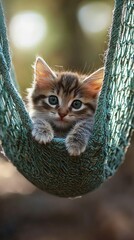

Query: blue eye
[72,100,82,109]
[48,95,58,105]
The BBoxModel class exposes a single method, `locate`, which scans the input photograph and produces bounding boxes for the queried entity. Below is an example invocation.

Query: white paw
[32,121,54,144]
[65,138,86,156]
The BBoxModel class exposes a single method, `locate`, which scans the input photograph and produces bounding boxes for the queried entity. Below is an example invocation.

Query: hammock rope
[0,0,133,197]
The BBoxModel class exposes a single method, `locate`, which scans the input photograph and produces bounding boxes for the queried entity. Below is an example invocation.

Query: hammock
[0,0,133,197]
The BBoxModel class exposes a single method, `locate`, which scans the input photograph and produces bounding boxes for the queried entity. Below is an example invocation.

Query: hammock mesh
[0,0,133,197]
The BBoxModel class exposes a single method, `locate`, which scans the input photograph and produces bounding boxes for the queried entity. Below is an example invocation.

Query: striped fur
[27,57,104,156]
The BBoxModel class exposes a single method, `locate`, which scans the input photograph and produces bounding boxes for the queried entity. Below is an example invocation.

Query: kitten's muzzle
[58,113,67,120]
[58,110,68,120]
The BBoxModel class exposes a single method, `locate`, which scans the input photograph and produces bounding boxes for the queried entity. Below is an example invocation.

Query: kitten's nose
[58,112,67,120]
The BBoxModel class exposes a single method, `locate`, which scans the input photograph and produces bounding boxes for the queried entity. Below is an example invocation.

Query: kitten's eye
[48,95,58,105]
[72,100,82,109]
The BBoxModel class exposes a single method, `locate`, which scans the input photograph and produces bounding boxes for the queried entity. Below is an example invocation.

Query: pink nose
[58,112,67,119]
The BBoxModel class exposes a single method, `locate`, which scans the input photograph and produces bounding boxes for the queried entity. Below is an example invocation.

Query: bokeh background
[0,0,134,239]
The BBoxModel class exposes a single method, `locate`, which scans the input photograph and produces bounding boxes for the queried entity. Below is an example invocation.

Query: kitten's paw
[65,136,87,156]
[32,120,54,144]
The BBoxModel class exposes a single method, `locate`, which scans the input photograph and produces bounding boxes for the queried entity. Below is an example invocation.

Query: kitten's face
[28,57,104,131]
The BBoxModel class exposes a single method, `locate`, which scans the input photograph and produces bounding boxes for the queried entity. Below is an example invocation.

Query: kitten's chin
[52,119,72,129]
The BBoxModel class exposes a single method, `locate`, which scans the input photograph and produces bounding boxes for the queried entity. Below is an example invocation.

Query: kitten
[27,57,104,156]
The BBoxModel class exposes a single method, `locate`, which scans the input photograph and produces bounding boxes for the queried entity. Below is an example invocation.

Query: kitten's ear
[34,57,57,86]
[83,68,104,97]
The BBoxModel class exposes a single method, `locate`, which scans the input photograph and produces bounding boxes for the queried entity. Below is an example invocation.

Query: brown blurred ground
[0,134,134,240]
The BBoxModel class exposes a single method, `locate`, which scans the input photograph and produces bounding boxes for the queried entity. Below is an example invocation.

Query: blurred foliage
[4,0,113,96]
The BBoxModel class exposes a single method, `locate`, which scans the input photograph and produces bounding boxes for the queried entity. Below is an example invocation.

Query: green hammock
[0,0,133,197]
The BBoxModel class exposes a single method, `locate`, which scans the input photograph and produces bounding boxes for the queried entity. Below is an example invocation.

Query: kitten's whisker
[81,62,88,75]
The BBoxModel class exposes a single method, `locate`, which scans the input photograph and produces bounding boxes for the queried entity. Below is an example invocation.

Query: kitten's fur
[27,57,104,156]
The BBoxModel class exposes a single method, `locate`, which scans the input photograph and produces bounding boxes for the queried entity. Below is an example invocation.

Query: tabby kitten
[27,57,104,156]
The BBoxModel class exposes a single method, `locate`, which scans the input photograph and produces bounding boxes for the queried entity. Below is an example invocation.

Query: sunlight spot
[77,2,112,34]
[9,11,47,49]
